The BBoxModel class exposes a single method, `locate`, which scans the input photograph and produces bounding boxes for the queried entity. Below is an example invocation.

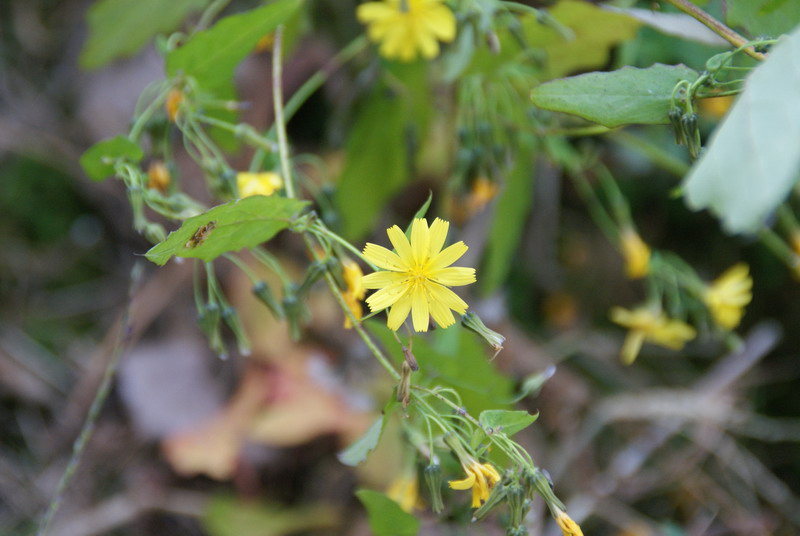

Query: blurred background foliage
[2,0,800,535]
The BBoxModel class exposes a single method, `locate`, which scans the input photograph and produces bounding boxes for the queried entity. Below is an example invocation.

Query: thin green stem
[194,0,233,33]
[224,253,260,284]
[273,25,296,199]
[608,130,689,178]
[129,88,169,142]
[311,223,378,270]
[661,0,766,61]
[37,264,143,536]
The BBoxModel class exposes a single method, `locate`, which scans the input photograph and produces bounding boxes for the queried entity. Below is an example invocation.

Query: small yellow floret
[362,218,476,332]
[147,161,171,192]
[236,172,283,198]
[704,263,752,330]
[620,228,651,279]
[357,0,456,62]
[554,509,584,536]
[165,88,184,122]
[341,258,366,329]
[448,461,501,508]
[610,306,696,365]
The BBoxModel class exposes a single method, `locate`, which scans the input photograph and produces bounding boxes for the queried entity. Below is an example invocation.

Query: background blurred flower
[611,306,696,365]
[704,263,752,330]
[237,171,283,198]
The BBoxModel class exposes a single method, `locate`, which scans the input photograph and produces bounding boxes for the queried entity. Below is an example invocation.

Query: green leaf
[530,63,700,128]
[525,0,641,80]
[166,0,301,93]
[683,27,800,234]
[727,0,800,38]
[478,409,538,438]
[338,416,384,467]
[481,140,535,293]
[369,323,513,414]
[356,490,419,536]
[79,136,144,181]
[80,0,209,69]
[145,196,308,265]
[203,495,338,536]
[335,90,408,240]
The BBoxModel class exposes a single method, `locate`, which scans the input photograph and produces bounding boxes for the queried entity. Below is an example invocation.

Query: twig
[272,25,295,199]
[37,264,144,536]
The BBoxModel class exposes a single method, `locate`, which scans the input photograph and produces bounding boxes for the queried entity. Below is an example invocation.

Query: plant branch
[272,25,296,199]
[661,0,766,61]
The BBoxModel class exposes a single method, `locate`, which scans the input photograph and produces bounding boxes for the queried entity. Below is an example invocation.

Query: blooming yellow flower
[237,172,283,198]
[610,306,696,365]
[386,473,421,513]
[620,228,651,279]
[357,0,456,62]
[448,461,501,508]
[341,258,366,329]
[704,263,752,330]
[554,508,584,536]
[362,218,476,332]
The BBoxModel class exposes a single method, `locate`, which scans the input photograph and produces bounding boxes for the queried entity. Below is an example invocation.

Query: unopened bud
[462,312,505,358]
[472,476,510,522]
[524,468,564,513]
[282,286,303,341]
[221,306,251,357]
[296,260,328,297]
[198,303,228,359]
[252,281,284,319]
[397,361,413,407]
[423,463,444,513]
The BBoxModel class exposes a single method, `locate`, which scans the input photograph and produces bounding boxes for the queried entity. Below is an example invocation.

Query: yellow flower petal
[411,285,430,332]
[448,472,476,490]
[361,270,408,290]
[363,243,407,271]
[428,217,449,257]
[429,266,476,286]
[427,283,468,314]
[421,4,456,41]
[428,296,455,329]
[429,241,468,271]
[387,293,413,330]
[620,330,646,365]
[387,225,414,264]
[410,218,431,266]
[366,283,409,311]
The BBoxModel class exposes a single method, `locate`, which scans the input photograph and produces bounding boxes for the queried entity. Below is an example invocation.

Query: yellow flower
[610,306,696,365]
[620,228,651,279]
[448,461,501,508]
[362,218,476,332]
[165,88,184,122]
[341,258,366,329]
[704,263,752,330]
[357,0,456,62]
[387,473,421,513]
[554,508,584,536]
[236,172,283,198]
[147,161,170,192]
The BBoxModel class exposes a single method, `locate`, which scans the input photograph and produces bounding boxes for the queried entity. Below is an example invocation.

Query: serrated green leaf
[683,27,800,234]
[335,91,408,240]
[145,196,308,265]
[530,64,699,127]
[166,0,301,92]
[481,140,535,293]
[478,409,538,438]
[369,322,513,414]
[726,0,800,38]
[338,416,384,467]
[80,0,208,69]
[80,136,144,181]
[356,490,419,536]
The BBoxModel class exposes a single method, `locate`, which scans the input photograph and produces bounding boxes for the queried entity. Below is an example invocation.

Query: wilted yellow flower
[620,228,651,279]
[699,95,734,120]
[387,473,421,513]
[362,218,476,332]
[448,461,501,508]
[610,306,696,365]
[147,161,170,192]
[554,508,584,536]
[237,172,283,198]
[341,258,365,329]
[357,0,456,62]
[704,263,752,330]
[165,88,184,122]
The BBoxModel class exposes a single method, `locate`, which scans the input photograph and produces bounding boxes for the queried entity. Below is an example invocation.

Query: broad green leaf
[166,0,302,92]
[481,139,535,293]
[80,0,208,69]
[338,415,385,467]
[203,495,338,536]
[335,91,408,240]
[80,136,143,181]
[531,63,700,127]
[356,490,419,536]
[683,27,800,234]
[369,323,513,414]
[524,0,641,80]
[479,409,539,437]
[727,0,800,38]
[145,196,308,265]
